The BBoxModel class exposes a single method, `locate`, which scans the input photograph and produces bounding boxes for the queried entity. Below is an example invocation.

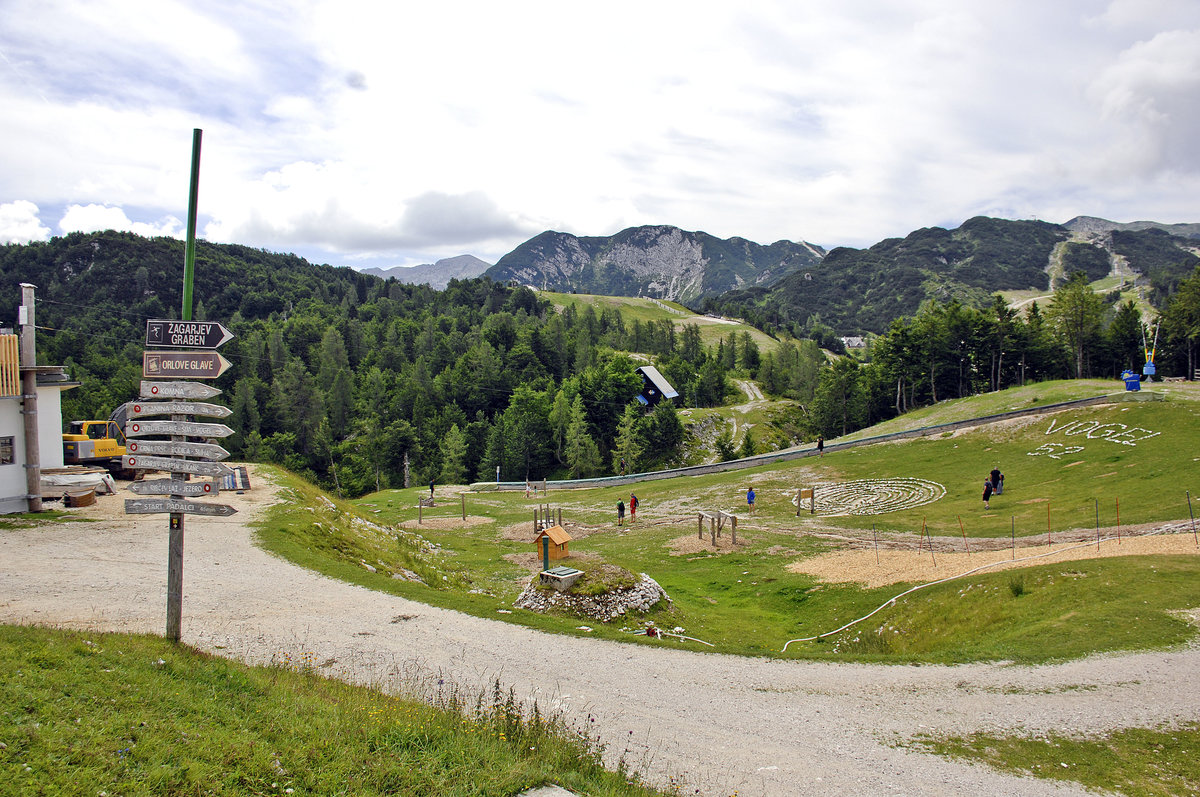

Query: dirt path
[2,467,1197,796]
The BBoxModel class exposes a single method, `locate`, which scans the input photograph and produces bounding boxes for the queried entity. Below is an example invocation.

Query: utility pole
[19,283,42,512]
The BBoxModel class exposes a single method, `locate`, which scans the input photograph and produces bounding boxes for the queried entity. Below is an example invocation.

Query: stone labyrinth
[797,477,947,516]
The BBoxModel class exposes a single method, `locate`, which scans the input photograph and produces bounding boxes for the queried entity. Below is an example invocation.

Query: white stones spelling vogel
[803,478,947,517]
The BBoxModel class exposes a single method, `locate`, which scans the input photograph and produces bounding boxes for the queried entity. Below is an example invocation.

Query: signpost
[126,420,234,438]
[141,380,222,400]
[143,350,232,380]
[125,498,237,516]
[145,319,234,349]
[127,439,229,460]
[129,479,220,497]
[126,214,241,642]
[124,455,233,478]
[129,401,232,419]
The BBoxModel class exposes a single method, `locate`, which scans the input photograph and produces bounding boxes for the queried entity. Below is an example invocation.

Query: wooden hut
[532,525,572,561]
[635,365,679,408]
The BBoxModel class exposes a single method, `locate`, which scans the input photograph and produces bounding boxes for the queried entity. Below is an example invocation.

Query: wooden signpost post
[125,367,238,643]
[125,212,240,641]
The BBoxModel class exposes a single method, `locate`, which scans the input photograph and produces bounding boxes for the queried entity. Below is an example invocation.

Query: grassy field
[917,724,1200,797]
[0,625,664,796]
[242,380,1200,665]
[10,380,1199,796]
[244,381,1200,794]
[542,291,781,352]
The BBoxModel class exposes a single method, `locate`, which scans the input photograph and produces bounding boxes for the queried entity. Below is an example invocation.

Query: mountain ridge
[360,254,491,289]
[483,225,826,305]
[1064,215,1200,240]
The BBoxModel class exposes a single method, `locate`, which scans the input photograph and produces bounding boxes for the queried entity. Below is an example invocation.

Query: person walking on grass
[629,493,638,522]
[982,477,993,510]
[747,486,756,514]
[817,436,824,457]
[617,499,625,526]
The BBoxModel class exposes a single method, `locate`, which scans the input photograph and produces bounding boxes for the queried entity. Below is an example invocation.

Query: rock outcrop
[486,225,823,304]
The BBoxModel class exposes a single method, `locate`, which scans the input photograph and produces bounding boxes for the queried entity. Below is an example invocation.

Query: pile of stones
[513,573,670,622]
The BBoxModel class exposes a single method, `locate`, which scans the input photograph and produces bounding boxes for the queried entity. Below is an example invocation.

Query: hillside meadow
[7,381,1200,797]
[543,291,781,353]
[242,381,1200,665]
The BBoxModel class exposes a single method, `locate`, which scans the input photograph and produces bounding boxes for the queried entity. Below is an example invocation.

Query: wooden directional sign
[143,350,232,380]
[129,401,232,419]
[127,440,229,461]
[140,380,223,400]
[145,319,234,349]
[124,455,233,477]
[125,420,234,438]
[128,479,221,497]
[125,498,237,516]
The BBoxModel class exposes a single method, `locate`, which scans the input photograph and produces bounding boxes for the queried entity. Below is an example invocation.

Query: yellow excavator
[62,404,133,476]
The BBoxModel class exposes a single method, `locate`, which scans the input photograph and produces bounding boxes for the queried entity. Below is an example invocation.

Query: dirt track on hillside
[2,466,1198,796]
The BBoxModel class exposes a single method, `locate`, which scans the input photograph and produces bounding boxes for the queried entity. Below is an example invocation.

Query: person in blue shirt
[747,487,756,514]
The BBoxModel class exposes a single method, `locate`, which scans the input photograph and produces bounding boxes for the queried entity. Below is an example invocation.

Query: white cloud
[0,201,52,244]
[1088,29,1200,173]
[59,204,184,239]
[2,0,1200,264]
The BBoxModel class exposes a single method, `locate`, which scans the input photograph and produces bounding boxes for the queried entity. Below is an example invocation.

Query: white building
[0,333,75,513]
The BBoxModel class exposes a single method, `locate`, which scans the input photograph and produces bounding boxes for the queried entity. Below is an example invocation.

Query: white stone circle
[801,478,947,517]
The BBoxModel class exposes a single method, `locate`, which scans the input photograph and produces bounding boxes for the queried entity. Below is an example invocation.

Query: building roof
[533,525,572,546]
[636,365,679,399]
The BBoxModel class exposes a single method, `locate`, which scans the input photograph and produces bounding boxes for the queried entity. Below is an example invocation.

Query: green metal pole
[168,128,202,643]
[182,128,202,321]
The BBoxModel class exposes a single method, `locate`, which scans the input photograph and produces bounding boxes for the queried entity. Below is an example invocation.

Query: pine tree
[439,423,468,484]
[565,396,600,478]
[611,403,644,474]
[739,429,756,458]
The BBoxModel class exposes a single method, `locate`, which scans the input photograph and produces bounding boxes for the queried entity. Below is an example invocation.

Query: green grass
[918,724,1200,796]
[808,555,1200,662]
[0,624,664,796]
[0,509,82,530]
[245,380,1200,664]
[542,291,780,352]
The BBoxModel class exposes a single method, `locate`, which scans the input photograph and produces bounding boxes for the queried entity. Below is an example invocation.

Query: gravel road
[2,467,1197,796]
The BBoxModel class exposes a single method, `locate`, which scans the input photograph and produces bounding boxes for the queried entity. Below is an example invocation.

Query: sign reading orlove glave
[143,350,231,380]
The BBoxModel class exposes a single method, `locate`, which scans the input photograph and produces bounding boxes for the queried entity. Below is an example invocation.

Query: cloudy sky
[1,1,1198,271]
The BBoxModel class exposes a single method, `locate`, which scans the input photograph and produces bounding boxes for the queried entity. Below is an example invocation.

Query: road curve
[2,472,1195,796]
